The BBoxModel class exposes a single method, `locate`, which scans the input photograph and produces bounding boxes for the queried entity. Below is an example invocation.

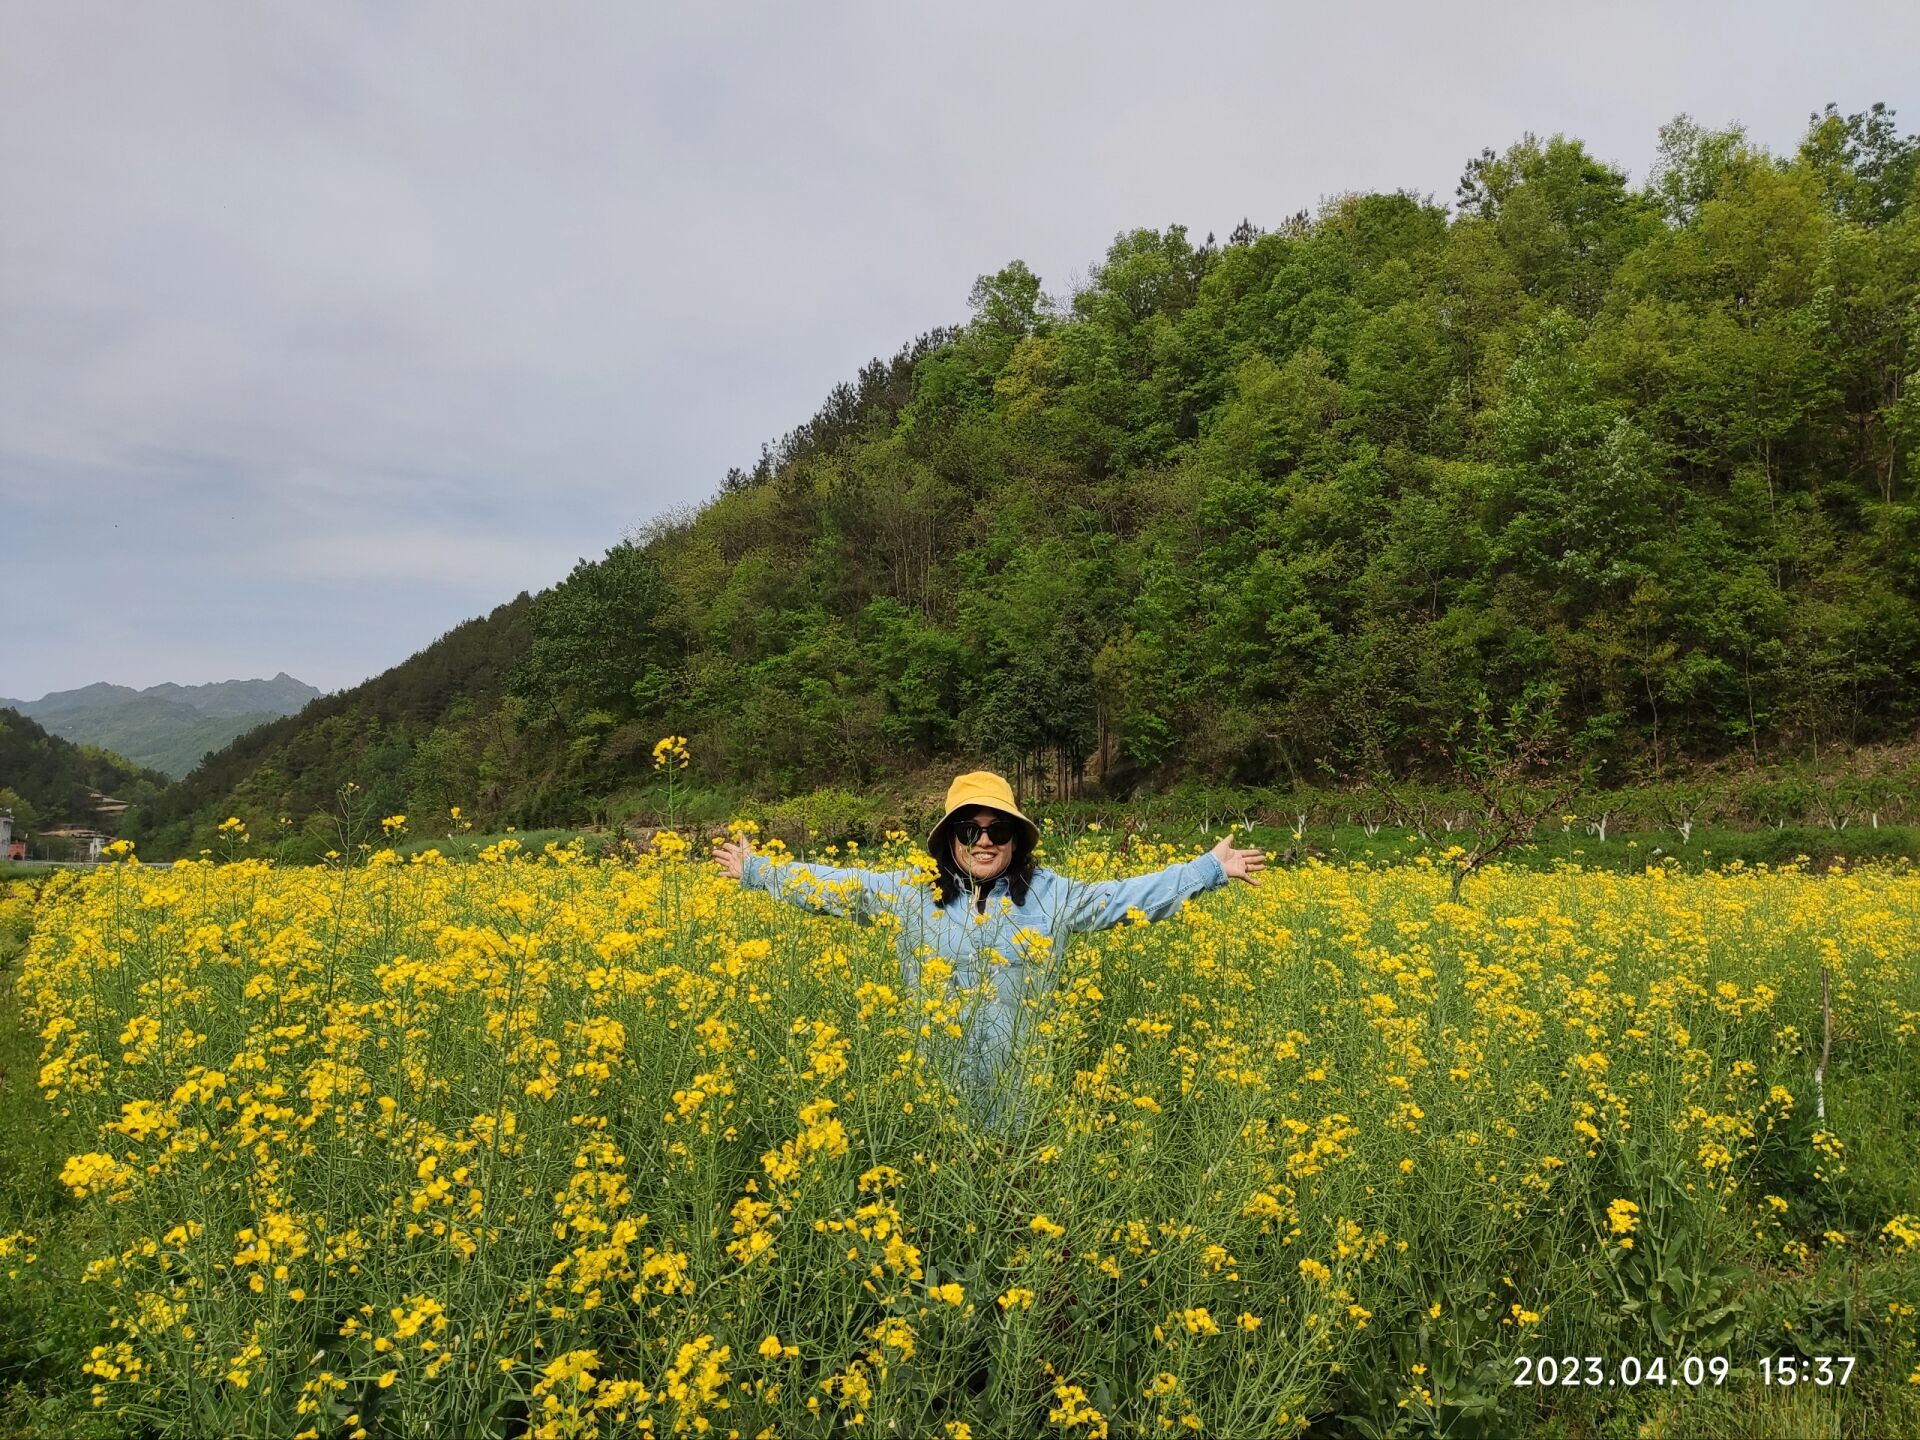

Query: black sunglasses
[953,818,1017,846]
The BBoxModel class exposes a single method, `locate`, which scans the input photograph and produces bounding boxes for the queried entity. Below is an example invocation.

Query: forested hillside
[0,709,168,834]
[126,596,535,855]
[130,105,1920,856]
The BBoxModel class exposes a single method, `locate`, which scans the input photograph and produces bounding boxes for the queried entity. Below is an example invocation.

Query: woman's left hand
[1209,832,1268,887]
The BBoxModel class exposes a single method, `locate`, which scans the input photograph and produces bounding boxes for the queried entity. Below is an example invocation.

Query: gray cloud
[3,0,1915,696]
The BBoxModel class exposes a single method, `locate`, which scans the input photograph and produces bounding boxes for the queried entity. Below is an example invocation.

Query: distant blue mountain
[0,673,322,779]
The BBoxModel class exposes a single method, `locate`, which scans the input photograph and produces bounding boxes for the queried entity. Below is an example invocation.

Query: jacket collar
[961,872,1006,912]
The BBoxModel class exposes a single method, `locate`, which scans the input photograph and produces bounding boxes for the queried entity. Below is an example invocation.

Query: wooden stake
[1815,966,1832,1121]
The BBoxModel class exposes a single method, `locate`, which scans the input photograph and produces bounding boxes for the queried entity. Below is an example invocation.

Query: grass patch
[0,880,121,1437]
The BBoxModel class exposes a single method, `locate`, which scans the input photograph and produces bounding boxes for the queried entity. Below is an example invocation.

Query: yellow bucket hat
[927,770,1040,858]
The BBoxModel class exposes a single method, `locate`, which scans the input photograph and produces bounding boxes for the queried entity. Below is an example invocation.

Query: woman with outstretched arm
[712,771,1265,1131]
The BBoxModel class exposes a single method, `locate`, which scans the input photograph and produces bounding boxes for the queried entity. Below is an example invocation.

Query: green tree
[0,787,39,833]
[1488,311,1662,610]
[515,543,687,720]
[1457,134,1661,316]
[967,259,1050,339]
[1647,114,1760,227]
[1344,299,1461,452]
[1797,101,1920,227]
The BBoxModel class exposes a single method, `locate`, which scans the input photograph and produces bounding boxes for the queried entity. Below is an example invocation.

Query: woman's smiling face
[951,807,1013,883]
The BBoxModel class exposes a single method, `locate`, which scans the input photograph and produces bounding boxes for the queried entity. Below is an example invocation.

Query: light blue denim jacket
[739,848,1229,1131]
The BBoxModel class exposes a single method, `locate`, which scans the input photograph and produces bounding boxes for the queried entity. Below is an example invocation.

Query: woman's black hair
[931,807,1037,911]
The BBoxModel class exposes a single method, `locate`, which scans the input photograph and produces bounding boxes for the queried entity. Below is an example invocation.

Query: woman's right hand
[713,838,754,882]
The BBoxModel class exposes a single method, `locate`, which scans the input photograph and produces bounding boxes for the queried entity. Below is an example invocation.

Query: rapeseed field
[7,826,1919,1437]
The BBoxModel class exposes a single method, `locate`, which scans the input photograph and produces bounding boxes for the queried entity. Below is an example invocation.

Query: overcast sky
[3,1,1915,700]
